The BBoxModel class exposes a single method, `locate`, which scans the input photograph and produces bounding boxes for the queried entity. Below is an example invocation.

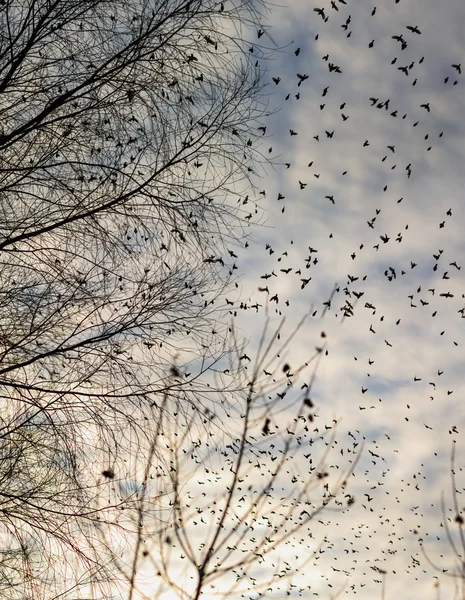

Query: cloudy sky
[217,0,465,597]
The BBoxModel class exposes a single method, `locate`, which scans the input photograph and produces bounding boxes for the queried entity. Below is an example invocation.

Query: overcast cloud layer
[225,0,465,597]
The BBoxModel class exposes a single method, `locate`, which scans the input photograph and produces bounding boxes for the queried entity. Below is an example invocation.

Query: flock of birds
[189,0,465,598]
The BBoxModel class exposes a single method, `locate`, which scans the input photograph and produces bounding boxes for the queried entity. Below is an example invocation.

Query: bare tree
[416,445,465,600]
[106,317,360,600]
[0,0,276,596]
[0,0,271,404]
[373,445,465,600]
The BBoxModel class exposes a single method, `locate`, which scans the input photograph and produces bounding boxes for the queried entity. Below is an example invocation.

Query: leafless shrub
[111,317,360,600]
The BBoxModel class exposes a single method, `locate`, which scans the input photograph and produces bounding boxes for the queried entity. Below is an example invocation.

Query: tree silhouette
[418,445,465,600]
[100,318,360,600]
[0,0,275,597]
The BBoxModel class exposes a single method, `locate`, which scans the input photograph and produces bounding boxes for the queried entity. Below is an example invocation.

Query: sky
[216,0,465,597]
[5,2,465,599]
